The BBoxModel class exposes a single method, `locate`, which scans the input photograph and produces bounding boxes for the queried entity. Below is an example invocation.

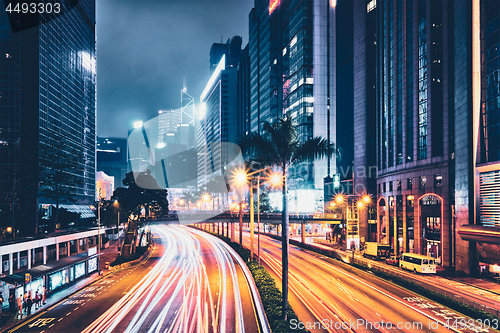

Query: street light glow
[335,195,344,204]
[357,201,364,208]
[267,171,282,187]
[362,195,371,204]
[133,120,143,129]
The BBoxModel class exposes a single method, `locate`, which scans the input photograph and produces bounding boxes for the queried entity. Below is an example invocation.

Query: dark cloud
[96,0,253,137]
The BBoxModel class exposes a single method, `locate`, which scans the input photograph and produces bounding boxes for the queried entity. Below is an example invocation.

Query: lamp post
[91,201,103,275]
[98,202,101,274]
[232,167,282,261]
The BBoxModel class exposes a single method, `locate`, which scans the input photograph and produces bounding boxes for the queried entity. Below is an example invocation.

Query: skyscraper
[0,1,96,234]
[353,0,377,243]
[373,0,455,267]
[249,0,336,212]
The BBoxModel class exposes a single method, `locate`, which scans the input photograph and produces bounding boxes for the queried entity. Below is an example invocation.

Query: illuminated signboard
[88,246,97,256]
[269,0,279,14]
[75,262,86,279]
[333,174,340,189]
[88,257,98,273]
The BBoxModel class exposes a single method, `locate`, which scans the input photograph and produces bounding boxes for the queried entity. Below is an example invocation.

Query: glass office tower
[0,1,96,235]
[249,0,336,212]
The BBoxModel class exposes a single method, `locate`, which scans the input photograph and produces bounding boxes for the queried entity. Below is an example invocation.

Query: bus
[399,253,436,274]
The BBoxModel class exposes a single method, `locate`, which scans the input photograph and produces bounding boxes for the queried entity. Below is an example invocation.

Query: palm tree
[239,117,336,321]
[180,191,196,211]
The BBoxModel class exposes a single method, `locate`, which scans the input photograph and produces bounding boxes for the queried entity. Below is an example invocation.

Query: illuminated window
[420,176,426,189]
[434,174,442,188]
[367,0,376,13]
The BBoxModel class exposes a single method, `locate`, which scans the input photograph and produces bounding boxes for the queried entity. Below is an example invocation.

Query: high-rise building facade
[197,37,242,188]
[0,1,96,235]
[353,0,378,243]
[97,137,128,190]
[158,109,182,140]
[248,0,337,212]
[367,0,500,273]
[374,0,457,268]
[478,0,500,227]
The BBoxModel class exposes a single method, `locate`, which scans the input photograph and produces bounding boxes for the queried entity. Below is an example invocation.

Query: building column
[301,222,305,244]
[9,253,13,275]
[17,252,20,270]
[415,200,422,254]
[27,248,31,269]
[393,198,398,255]
[402,197,407,253]
[231,222,235,242]
[56,243,59,261]
[67,241,71,256]
[43,246,47,265]
[77,239,81,254]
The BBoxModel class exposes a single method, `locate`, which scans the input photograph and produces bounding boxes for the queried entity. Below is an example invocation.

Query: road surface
[8,225,260,333]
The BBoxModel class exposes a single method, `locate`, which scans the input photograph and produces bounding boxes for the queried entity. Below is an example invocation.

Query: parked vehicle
[363,242,391,260]
[385,255,399,266]
[400,253,436,274]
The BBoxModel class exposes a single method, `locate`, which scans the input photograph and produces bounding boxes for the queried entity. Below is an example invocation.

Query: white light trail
[82,225,248,333]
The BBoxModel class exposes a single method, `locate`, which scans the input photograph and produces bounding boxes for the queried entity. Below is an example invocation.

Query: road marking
[49,324,55,328]
[58,318,63,321]
[66,312,71,316]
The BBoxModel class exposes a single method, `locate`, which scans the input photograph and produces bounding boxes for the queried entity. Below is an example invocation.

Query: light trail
[240,230,490,333]
[82,225,249,333]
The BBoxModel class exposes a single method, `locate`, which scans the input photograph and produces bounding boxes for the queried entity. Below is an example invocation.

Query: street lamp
[90,202,102,275]
[202,193,211,210]
[231,166,282,261]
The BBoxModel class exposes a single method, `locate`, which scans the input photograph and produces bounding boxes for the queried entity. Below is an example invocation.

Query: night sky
[96,0,253,138]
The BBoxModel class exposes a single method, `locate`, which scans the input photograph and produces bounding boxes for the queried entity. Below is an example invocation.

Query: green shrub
[248,261,310,333]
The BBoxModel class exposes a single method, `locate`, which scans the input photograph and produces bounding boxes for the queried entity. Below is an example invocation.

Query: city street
[7,225,259,333]
[239,229,495,333]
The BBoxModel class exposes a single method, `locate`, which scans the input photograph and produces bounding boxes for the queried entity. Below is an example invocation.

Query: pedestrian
[9,294,15,315]
[42,287,46,305]
[26,296,32,316]
[34,292,39,310]
[16,295,22,317]
[0,294,3,314]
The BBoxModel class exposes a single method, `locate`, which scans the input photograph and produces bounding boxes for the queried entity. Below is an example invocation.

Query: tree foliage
[111,170,169,221]
[239,117,337,320]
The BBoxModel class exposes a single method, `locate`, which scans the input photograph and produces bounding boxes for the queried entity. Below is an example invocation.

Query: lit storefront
[1,253,99,297]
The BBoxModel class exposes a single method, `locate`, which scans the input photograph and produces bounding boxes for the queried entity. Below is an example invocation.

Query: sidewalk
[0,240,121,332]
